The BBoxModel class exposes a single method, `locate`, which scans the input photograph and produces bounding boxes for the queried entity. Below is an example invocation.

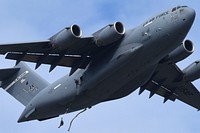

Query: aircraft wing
[0,22,126,75]
[0,40,51,54]
[140,61,200,110]
[6,53,91,69]
[0,37,96,75]
[0,37,95,55]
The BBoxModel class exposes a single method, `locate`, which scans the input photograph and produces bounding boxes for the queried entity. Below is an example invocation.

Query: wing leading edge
[140,61,200,110]
[0,40,51,54]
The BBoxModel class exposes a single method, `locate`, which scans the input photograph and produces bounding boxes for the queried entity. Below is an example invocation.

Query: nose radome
[179,7,196,35]
[184,7,196,23]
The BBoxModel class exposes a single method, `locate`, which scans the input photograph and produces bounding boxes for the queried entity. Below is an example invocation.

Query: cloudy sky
[0,0,200,133]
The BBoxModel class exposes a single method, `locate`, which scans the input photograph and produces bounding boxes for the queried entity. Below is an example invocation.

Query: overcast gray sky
[0,0,200,133]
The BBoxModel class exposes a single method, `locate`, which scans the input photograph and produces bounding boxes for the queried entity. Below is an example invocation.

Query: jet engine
[183,60,200,82]
[51,24,82,50]
[93,21,125,47]
[167,40,194,63]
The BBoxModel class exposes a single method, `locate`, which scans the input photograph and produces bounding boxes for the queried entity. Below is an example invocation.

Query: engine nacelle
[167,40,194,63]
[51,24,82,50]
[93,21,125,47]
[183,61,200,82]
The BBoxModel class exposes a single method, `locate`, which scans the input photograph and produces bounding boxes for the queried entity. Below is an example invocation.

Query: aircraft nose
[182,7,196,25]
[178,7,196,36]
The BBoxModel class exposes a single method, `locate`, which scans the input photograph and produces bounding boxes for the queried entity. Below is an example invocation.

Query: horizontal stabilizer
[0,68,20,81]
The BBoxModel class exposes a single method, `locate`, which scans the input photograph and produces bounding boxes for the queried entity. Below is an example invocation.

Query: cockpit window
[181,6,188,8]
[172,6,188,12]
[177,6,181,9]
[172,7,176,12]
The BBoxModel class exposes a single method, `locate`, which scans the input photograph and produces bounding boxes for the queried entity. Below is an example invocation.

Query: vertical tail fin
[0,62,49,106]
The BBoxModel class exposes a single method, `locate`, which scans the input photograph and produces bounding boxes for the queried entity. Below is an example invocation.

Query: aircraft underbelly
[69,46,157,111]
[70,63,156,112]
[106,64,156,101]
[85,60,156,101]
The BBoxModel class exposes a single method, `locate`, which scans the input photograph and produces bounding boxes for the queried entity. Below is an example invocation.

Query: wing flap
[6,53,91,69]
[141,80,177,102]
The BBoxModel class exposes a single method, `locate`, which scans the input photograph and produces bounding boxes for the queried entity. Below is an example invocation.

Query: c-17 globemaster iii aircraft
[0,6,199,123]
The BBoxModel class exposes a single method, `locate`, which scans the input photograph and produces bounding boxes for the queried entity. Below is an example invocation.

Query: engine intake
[167,40,194,63]
[51,24,82,50]
[183,60,200,82]
[93,21,125,47]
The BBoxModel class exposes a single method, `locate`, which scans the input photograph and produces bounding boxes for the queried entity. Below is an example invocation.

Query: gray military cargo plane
[0,6,199,123]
